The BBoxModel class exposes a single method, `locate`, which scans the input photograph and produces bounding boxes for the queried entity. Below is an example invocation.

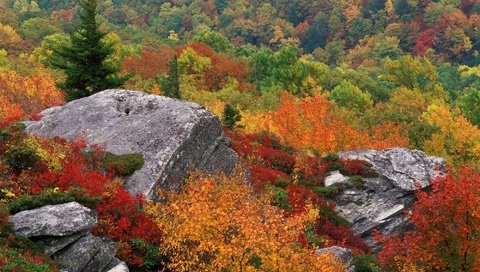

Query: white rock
[324,171,349,187]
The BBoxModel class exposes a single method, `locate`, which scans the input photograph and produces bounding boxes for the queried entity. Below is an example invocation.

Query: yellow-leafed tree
[147,171,346,272]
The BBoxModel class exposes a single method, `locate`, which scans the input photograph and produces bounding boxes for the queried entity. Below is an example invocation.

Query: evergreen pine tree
[161,55,181,99]
[222,104,242,130]
[50,0,128,101]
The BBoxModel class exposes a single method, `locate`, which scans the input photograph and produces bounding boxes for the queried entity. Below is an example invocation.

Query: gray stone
[54,233,104,272]
[106,261,129,272]
[38,231,88,256]
[324,171,349,187]
[316,246,354,271]
[82,237,117,272]
[25,89,239,199]
[54,233,117,272]
[333,148,446,252]
[338,148,445,191]
[10,202,97,238]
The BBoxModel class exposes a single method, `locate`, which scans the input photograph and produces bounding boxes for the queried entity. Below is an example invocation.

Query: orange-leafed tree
[267,93,371,154]
[0,98,24,128]
[0,69,64,118]
[147,171,345,272]
[377,167,480,271]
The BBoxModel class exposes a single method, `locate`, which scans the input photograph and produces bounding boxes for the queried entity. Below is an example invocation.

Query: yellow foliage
[0,69,64,116]
[147,171,346,272]
[23,136,67,171]
[423,103,480,164]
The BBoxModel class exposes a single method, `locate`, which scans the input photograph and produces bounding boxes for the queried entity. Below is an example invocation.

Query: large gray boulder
[333,148,446,252]
[25,89,239,199]
[10,202,97,237]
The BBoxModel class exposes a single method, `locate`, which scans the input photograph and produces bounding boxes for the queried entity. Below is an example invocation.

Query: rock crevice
[335,148,446,252]
[9,202,128,272]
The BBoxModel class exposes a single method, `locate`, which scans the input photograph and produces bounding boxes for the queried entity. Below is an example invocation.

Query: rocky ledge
[9,202,128,272]
[334,148,446,252]
[25,89,239,199]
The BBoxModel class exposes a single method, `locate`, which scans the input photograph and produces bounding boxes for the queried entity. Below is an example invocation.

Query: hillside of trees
[1,0,480,271]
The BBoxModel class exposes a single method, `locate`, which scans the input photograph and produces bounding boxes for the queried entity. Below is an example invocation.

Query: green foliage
[310,183,350,198]
[49,0,128,101]
[268,186,292,210]
[459,88,480,128]
[319,205,350,227]
[129,239,166,272]
[5,145,39,172]
[349,175,365,186]
[160,55,181,99]
[331,80,373,112]
[222,104,242,130]
[8,188,101,214]
[383,56,437,91]
[0,49,10,68]
[322,153,339,162]
[192,26,232,53]
[352,254,383,272]
[102,152,144,176]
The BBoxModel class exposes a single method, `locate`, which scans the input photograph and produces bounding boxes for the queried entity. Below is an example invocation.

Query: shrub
[339,159,377,177]
[129,239,166,272]
[269,186,292,210]
[352,255,382,272]
[8,188,100,214]
[102,152,144,176]
[349,175,365,187]
[5,145,39,172]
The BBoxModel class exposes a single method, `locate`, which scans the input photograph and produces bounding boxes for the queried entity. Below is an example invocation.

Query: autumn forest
[1,0,480,271]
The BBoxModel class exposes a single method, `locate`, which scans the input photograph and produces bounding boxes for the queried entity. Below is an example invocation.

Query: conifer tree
[51,0,127,101]
[222,104,242,130]
[161,55,181,99]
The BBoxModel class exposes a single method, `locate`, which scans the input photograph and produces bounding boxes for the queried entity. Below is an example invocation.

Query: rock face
[25,89,239,199]
[10,202,128,272]
[10,202,97,237]
[335,148,446,252]
[316,246,354,271]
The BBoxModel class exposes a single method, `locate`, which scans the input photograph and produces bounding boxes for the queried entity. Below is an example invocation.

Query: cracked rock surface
[25,89,239,199]
[10,202,128,272]
[335,148,446,252]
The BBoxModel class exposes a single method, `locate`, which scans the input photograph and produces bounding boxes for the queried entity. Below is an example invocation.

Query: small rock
[10,202,97,238]
[324,171,349,187]
[106,261,129,272]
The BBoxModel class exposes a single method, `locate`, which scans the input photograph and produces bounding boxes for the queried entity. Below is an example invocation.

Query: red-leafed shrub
[249,165,290,188]
[316,217,370,254]
[377,167,480,271]
[0,132,163,270]
[338,159,375,177]
[286,184,323,215]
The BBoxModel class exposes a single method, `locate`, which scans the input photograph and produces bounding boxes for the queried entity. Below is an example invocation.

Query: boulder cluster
[10,202,128,272]
[332,148,446,251]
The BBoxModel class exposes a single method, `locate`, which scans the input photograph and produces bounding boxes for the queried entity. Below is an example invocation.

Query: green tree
[459,88,480,127]
[161,55,181,99]
[50,0,127,101]
[331,80,373,113]
[222,104,241,130]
